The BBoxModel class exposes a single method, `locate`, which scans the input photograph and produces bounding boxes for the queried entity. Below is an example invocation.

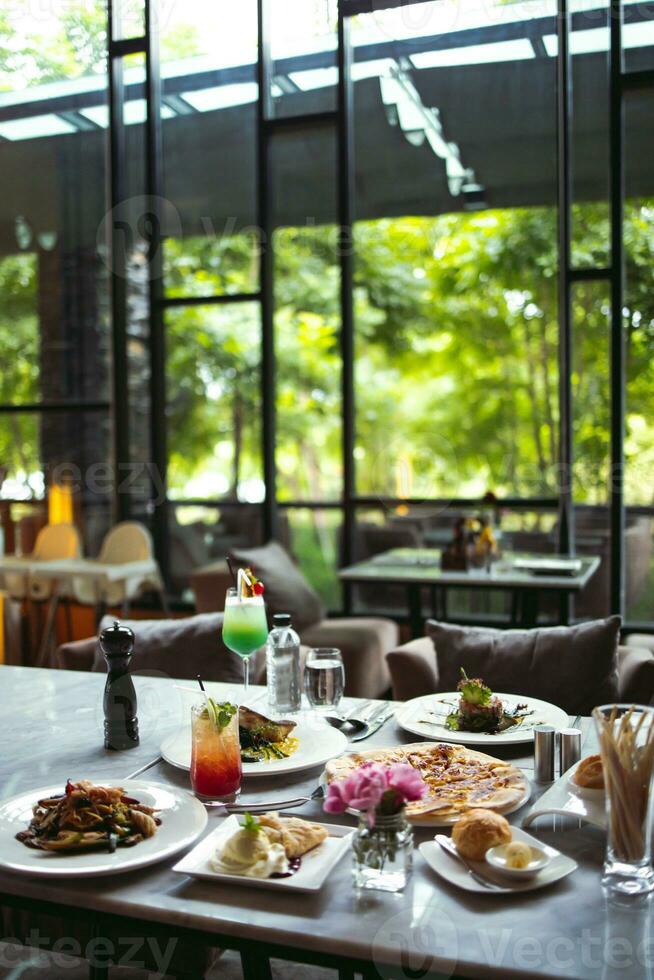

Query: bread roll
[452,808,512,860]
[573,755,604,790]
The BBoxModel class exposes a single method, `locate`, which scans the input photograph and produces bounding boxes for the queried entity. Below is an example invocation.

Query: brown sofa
[386,636,654,708]
[55,611,394,700]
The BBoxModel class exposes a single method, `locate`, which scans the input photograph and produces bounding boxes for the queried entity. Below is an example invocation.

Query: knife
[350,708,393,742]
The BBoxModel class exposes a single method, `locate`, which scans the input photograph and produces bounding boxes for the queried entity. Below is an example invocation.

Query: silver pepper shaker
[559,727,582,775]
[534,726,556,782]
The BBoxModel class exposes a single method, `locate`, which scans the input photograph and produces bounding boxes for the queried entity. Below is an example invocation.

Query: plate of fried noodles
[0,779,207,877]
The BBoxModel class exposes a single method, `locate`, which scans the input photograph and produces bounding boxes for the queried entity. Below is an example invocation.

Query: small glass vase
[352,810,413,893]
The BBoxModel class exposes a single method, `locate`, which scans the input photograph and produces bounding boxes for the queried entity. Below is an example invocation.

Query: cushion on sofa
[91,613,247,684]
[617,644,654,705]
[229,541,325,632]
[425,616,621,715]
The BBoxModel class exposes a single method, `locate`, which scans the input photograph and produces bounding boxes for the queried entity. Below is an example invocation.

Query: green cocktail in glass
[222,587,268,697]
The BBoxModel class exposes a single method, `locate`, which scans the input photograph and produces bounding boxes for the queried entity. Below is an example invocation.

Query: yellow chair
[71,521,167,615]
[4,523,81,601]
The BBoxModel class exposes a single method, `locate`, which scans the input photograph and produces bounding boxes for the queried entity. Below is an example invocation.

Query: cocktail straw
[226,556,237,587]
[196,675,209,705]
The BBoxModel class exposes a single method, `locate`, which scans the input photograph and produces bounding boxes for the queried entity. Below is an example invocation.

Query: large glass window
[352,1,559,501]
[0,1,111,554]
[624,89,654,621]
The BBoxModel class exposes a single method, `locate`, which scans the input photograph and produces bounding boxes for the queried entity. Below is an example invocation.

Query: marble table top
[0,666,650,980]
[339,549,600,591]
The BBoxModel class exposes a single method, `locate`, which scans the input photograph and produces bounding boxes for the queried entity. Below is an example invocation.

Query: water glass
[593,703,654,898]
[304,647,345,711]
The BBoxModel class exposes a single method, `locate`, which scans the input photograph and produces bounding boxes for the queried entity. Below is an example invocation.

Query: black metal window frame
[104,0,653,626]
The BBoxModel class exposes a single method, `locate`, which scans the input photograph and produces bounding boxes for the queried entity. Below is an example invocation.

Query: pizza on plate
[324,741,529,824]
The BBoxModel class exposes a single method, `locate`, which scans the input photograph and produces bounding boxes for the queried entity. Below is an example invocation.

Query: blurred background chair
[4,523,81,603]
[70,521,167,616]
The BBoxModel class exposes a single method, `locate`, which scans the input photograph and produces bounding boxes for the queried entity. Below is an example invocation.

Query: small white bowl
[486,843,551,879]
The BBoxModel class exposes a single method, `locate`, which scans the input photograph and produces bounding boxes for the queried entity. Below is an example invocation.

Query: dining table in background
[0,555,166,666]
[1,664,650,980]
[338,549,601,637]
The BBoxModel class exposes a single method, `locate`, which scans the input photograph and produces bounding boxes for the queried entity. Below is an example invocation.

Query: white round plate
[161,719,348,777]
[395,693,569,745]
[420,826,577,894]
[0,779,208,879]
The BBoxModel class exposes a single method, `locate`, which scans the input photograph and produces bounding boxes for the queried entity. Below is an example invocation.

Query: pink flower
[386,763,427,803]
[323,761,427,822]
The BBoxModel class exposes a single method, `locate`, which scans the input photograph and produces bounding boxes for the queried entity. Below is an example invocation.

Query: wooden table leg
[559,591,571,625]
[408,585,423,638]
[240,949,273,980]
[88,965,108,980]
[36,591,60,667]
[519,590,539,628]
[510,590,520,627]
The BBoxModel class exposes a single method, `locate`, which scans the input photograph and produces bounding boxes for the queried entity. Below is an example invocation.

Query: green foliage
[241,813,262,834]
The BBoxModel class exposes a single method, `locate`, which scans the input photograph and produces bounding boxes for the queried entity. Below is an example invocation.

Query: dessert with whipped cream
[211,812,329,879]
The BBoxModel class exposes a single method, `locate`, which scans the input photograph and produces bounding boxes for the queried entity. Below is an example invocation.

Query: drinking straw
[196,675,208,704]
[226,556,237,587]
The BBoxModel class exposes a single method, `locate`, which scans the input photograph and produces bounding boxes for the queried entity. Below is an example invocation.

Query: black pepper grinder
[100,620,139,751]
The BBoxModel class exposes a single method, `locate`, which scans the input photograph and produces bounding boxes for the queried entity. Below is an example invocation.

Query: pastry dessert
[258,812,328,859]
[572,754,604,790]
[451,808,512,860]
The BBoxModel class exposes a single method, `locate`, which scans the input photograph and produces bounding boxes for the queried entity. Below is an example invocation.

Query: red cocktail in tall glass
[190,700,242,803]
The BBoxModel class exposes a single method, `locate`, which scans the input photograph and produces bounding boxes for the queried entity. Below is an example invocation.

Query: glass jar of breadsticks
[593,704,654,898]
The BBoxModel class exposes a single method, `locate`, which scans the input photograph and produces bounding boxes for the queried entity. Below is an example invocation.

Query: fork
[216,784,325,815]
[434,835,508,892]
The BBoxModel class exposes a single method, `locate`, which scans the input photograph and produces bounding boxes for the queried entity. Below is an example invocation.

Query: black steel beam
[258,0,278,542]
[568,266,611,281]
[160,292,261,309]
[621,67,654,91]
[609,0,625,617]
[263,110,338,132]
[7,5,654,124]
[0,402,110,413]
[343,0,434,13]
[168,495,561,510]
[352,496,561,509]
[107,0,131,524]
[338,4,356,602]
[108,36,146,58]
[556,0,574,558]
[144,0,169,582]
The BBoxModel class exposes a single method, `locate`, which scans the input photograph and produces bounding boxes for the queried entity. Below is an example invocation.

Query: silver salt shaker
[534,726,556,782]
[559,727,582,775]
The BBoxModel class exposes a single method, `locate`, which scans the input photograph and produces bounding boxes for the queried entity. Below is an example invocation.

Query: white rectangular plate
[173,815,354,893]
[420,826,577,894]
[522,763,606,830]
